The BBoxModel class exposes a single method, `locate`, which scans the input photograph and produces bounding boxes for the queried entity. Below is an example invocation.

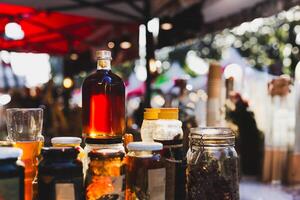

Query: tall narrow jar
[187,127,239,200]
[82,50,125,140]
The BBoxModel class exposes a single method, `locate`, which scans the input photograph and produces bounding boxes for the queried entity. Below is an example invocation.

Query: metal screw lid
[96,50,112,60]
[127,142,163,151]
[51,137,82,145]
[0,147,22,159]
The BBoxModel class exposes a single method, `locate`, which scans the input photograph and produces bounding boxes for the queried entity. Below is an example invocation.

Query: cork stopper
[96,50,112,60]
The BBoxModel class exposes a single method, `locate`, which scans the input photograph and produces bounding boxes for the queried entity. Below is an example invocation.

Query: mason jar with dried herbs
[85,149,125,200]
[187,127,239,200]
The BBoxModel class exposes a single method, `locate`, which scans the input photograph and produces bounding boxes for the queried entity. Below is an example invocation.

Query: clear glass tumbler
[6,108,44,200]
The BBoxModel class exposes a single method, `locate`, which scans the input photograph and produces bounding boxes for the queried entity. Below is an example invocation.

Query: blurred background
[1,1,300,198]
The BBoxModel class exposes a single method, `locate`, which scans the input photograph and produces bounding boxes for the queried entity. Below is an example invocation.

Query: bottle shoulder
[83,70,124,86]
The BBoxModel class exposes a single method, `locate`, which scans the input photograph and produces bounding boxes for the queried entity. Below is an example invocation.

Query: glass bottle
[0,147,24,200]
[125,142,165,200]
[85,149,125,200]
[82,50,125,140]
[38,147,84,200]
[187,127,239,200]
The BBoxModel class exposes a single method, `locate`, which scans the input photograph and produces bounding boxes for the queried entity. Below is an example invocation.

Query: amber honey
[125,142,165,200]
[85,149,125,200]
[14,140,43,200]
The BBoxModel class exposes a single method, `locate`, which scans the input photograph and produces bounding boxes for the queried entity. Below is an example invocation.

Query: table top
[240,179,300,200]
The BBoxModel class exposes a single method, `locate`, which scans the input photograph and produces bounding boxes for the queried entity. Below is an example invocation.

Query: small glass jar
[83,138,125,176]
[187,127,239,200]
[38,147,84,200]
[0,147,24,200]
[141,108,160,142]
[51,137,84,160]
[125,142,165,200]
[85,149,125,200]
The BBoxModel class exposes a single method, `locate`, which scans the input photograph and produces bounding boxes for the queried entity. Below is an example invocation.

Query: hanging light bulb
[120,41,132,49]
[107,41,115,49]
[161,22,173,30]
[63,77,73,89]
[5,22,24,40]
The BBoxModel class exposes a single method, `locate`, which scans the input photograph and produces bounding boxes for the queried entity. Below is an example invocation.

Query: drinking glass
[6,108,44,200]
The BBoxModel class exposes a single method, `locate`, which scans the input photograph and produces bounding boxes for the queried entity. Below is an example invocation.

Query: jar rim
[190,127,234,140]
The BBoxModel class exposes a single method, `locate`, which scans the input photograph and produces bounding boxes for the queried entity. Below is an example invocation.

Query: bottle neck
[97,59,111,70]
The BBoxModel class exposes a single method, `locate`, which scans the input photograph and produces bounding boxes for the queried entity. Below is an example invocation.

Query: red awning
[0,3,138,55]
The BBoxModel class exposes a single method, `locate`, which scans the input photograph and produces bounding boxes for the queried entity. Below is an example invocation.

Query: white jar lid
[0,147,22,159]
[127,142,162,151]
[51,137,82,145]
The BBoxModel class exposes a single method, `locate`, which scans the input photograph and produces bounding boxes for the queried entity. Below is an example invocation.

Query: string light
[63,77,73,89]
[108,41,115,49]
[120,41,132,49]
[161,23,173,30]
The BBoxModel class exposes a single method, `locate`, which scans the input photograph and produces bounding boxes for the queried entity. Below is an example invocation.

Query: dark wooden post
[144,0,155,108]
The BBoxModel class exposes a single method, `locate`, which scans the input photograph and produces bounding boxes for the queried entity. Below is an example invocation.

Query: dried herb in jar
[187,128,239,200]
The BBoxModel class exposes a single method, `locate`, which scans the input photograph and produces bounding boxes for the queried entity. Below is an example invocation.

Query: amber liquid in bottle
[82,50,125,140]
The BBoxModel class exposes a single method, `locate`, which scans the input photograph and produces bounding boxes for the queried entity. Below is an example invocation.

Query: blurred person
[226,91,264,176]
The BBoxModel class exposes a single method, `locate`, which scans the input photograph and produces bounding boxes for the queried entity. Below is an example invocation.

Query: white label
[148,168,166,200]
[112,175,125,194]
[55,183,75,200]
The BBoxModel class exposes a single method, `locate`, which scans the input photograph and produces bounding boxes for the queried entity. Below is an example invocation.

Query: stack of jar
[141,107,186,200]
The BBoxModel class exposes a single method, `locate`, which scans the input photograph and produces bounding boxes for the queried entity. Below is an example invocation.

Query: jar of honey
[125,142,165,200]
[85,149,125,200]
[83,138,125,177]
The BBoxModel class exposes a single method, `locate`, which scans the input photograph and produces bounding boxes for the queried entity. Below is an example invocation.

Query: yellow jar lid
[158,108,179,119]
[144,108,160,120]
[145,108,160,112]
[144,111,158,120]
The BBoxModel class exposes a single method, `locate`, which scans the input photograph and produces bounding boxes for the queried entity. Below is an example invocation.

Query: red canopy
[0,3,138,55]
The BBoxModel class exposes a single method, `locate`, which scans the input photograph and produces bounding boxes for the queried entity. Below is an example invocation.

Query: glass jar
[38,147,84,200]
[83,138,125,176]
[141,108,160,142]
[187,127,239,200]
[125,142,165,200]
[0,147,24,200]
[51,137,84,160]
[85,149,125,200]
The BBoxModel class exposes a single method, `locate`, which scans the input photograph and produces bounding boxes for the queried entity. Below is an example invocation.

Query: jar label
[148,168,166,200]
[111,175,125,196]
[55,183,75,200]
[0,177,19,200]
